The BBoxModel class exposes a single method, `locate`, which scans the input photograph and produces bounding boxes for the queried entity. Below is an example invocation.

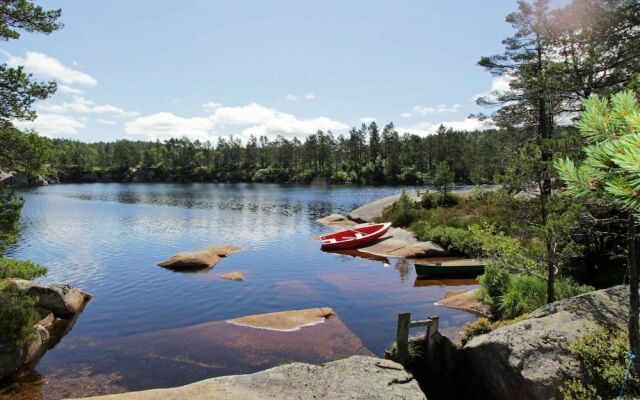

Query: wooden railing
[396,312,440,364]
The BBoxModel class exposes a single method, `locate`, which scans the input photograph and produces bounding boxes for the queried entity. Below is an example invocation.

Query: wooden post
[396,312,410,364]
[426,315,440,356]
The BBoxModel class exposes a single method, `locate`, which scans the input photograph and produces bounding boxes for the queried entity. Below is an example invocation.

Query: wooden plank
[396,312,411,364]
[409,320,430,328]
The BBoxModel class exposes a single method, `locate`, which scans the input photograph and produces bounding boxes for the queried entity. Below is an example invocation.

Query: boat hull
[414,263,485,278]
[320,223,391,250]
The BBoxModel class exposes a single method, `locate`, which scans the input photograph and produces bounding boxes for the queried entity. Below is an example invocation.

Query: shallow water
[1,183,478,399]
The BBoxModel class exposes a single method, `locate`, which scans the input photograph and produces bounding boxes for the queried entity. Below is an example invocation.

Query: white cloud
[97,119,117,125]
[14,113,86,137]
[125,112,215,141]
[125,102,348,141]
[6,51,97,86]
[40,96,139,117]
[473,75,514,102]
[202,101,222,112]
[358,117,376,124]
[305,93,315,100]
[58,85,83,95]
[397,117,495,136]
[285,94,298,101]
[409,103,461,116]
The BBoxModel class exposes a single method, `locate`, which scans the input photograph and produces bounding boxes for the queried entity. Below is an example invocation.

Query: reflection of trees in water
[395,260,410,281]
[307,201,336,221]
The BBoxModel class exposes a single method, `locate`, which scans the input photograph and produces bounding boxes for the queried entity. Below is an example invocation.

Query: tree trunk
[628,213,640,372]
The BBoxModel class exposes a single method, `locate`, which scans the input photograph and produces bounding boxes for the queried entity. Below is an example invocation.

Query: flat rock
[358,227,446,258]
[68,356,426,400]
[461,285,629,400]
[219,272,245,281]
[12,279,92,318]
[316,214,357,228]
[158,245,240,270]
[227,307,336,331]
[436,288,491,317]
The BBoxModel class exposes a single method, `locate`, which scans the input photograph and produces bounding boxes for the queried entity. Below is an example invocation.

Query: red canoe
[320,223,391,250]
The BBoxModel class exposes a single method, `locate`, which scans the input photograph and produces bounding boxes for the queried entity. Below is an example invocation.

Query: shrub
[560,327,639,400]
[498,274,547,319]
[477,263,511,308]
[0,258,48,280]
[385,190,419,227]
[460,318,494,345]
[0,281,40,347]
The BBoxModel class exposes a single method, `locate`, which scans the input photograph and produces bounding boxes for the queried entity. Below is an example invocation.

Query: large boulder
[34,175,48,186]
[460,285,629,400]
[158,245,240,270]
[12,279,92,318]
[0,171,29,187]
[316,213,357,228]
[69,356,426,400]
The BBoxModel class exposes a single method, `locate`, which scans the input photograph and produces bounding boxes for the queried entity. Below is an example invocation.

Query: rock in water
[11,279,92,318]
[158,245,240,270]
[220,272,245,281]
[461,285,629,400]
[227,307,336,331]
[68,356,426,400]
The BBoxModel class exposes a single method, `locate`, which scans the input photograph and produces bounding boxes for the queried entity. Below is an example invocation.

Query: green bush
[477,263,511,308]
[0,281,40,347]
[560,327,639,400]
[498,274,547,319]
[460,317,494,345]
[0,258,47,280]
[385,190,419,227]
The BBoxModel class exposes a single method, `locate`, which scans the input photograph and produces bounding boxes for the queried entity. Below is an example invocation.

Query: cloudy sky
[3,0,525,143]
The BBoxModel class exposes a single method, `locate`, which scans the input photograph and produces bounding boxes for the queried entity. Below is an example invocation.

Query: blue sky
[3,0,526,142]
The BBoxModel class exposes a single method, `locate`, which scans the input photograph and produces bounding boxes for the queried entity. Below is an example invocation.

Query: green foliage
[560,327,640,400]
[477,263,511,308]
[0,128,53,172]
[0,281,39,347]
[556,88,640,216]
[433,161,455,198]
[0,258,47,280]
[385,190,418,227]
[0,190,24,249]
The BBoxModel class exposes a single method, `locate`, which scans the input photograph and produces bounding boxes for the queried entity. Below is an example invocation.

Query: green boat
[414,259,486,278]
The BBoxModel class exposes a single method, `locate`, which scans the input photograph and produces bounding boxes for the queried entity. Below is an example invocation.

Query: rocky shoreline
[0,280,91,381]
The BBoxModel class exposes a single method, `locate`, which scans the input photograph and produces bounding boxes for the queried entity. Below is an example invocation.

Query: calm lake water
[1,183,478,399]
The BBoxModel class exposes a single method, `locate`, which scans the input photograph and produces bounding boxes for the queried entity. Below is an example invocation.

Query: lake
[0,183,479,399]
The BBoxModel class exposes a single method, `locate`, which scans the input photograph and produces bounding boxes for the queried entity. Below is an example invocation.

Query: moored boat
[414,259,486,278]
[320,222,391,250]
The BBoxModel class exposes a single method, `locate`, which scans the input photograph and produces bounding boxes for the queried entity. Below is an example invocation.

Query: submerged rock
[158,245,240,270]
[227,307,336,331]
[220,272,245,281]
[461,285,629,400]
[12,279,92,318]
[69,356,426,400]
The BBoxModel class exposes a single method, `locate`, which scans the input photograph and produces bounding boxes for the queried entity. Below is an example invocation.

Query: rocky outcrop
[1,281,91,381]
[34,175,48,186]
[0,171,29,187]
[359,227,446,258]
[347,192,420,223]
[12,279,92,318]
[460,285,629,400]
[316,213,357,228]
[158,245,240,270]
[69,356,426,400]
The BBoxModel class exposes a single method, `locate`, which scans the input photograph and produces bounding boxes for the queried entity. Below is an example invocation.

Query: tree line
[34,123,572,185]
